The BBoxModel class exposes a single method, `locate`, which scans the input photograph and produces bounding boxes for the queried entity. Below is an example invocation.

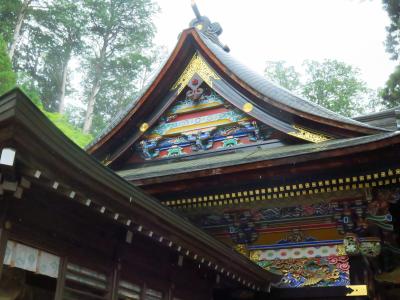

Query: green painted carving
[360,239,381,257]
[221,137,238,148]
[167,146,184,157]
[343,234,360,256]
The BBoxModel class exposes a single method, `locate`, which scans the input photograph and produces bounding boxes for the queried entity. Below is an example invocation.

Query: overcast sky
[152,0,396,90]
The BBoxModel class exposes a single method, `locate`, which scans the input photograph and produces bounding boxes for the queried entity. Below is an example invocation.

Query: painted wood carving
[136,84,273,161]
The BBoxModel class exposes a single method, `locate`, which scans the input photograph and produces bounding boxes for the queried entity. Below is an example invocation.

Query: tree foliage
[265,60,301,92]
[381,0,400,107]
[383,0,400,60]
[0,35,16,95]
[81,0,158,133]
[0,0,159,138]
[380,65,400,107]
[264,59,374,117]
[20,84,93,147]
[0,1,21,45]
[302,60,366,117]
[30,0,87,112]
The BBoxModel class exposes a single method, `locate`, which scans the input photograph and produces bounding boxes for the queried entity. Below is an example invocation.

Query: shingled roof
[196,31,381,130]
[87,27,385,155]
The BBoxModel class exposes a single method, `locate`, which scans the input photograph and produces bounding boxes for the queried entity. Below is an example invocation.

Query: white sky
[152,0,396,90]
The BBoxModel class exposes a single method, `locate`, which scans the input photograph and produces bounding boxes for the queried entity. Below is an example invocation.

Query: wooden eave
[120,131,400,189]
[0,88,281,286]
[87,28,385,168]
[87,29,196,158]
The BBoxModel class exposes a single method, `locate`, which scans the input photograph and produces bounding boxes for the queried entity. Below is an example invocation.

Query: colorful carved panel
[192,202,335,228]
[136,85,273,160]
[250,244,350,288]
[343,234,381,257]
[259,256,350,288]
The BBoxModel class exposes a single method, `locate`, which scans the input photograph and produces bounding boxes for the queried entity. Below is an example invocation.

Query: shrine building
[0,3,399,300]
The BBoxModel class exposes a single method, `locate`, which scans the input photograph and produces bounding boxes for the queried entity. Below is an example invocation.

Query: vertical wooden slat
[109,262,120,300]
[0,227,9,279]
[54,257,68,300]
[140,282,147,300]
[164,285,172,300]
[0,195,10,280]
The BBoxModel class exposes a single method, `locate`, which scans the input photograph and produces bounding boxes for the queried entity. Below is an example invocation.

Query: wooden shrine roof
[0,88,281,287]
[196,31,381,131]
[119,131,400,182]
[87,27,386,166]
[354,106,400,131]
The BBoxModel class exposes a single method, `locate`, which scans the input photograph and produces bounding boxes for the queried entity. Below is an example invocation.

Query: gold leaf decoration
[242,102,254,113]
[249,250,261,262]
[140,122,149,132]
[288,124,331,143]
[303,277,322,286]
[172,53,220,95]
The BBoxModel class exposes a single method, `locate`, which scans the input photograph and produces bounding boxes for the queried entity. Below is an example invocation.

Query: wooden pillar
[54,257,68,300]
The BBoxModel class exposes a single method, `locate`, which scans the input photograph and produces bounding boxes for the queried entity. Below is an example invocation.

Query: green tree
[28,0,87,112]
[380,65,400,107]
[81,0,158,134]
[264,59,375,117]
[301,60,367,117]
[0,35,16,95]
[264,60,301,92]
[0,1,21,45]
[381,0,400,107]
[21,86,93,148]
[383,0,400,60]
[0,0,39,61]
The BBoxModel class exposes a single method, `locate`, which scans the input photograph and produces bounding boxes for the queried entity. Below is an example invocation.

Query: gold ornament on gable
[172,53,220,95]
[288,124,331,143]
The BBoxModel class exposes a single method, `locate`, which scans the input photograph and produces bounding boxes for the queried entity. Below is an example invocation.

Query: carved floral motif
[256,256,350,288]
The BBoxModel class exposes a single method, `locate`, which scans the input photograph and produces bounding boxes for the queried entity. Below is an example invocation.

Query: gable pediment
[127,53,334,163]
[89,29,383,168]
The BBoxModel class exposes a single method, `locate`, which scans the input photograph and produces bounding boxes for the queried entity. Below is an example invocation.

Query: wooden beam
[54,257,68,300]
[268,286,369,299]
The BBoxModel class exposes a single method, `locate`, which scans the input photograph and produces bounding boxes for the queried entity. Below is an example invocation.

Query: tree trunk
[82,79,101,133]
[8,0,32,61]
[82,39,108,133]
[58,58,70,113]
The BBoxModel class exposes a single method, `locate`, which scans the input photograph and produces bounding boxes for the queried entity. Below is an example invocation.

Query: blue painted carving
[188,131,214,151]
[140,140,160,160]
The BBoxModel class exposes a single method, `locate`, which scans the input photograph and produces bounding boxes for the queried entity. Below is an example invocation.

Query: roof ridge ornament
[190,0,230,52]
